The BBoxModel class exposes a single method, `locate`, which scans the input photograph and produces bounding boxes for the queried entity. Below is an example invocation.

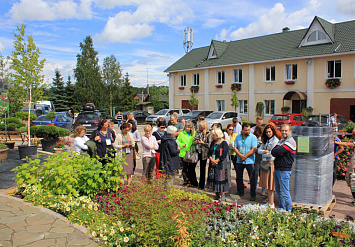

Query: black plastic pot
[18,145,38,160]
[41,139,58,152]
[5,142,15,149]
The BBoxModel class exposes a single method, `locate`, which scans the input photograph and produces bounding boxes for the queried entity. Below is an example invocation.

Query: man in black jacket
[271,124,296,211]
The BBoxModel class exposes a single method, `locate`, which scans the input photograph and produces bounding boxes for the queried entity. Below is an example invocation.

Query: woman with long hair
[193,120,210,189]
[113,122,135,185]
[127,119,141,172]
[74,125,89,154]
[90,118,115,164]
[258,124,279,208]
[177,121,197,187]
[152,120,167,179]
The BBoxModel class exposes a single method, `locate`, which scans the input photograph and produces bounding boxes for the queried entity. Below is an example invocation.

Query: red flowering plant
[215,84,223,88]
[231,83,241,91]
[284,80,295,85]
[337,134,354,178]
[54,137,71,150]
[325,78,341,89]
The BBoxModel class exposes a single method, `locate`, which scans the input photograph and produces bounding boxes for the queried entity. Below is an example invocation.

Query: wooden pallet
[292,195,336,218]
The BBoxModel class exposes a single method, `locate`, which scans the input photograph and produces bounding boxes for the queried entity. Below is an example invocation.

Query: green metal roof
[165,17,355,73]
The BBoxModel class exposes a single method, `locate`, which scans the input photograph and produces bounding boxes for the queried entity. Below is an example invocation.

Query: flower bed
[337,134,354,178]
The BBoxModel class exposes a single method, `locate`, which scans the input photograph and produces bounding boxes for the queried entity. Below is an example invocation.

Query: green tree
[189,92,199,109]
[65,76,76,111]
[119,73,137,111]
[8,24,46,143]
[102,54,122,116]
[231,90,239,112]
[73,36,105,109]
[49,69,68,112]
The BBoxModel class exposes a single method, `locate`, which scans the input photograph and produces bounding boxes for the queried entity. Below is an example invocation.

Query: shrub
[15,112,37,122]
[46,112,57,122]
[12,152,125,197]
[344,121,355,134]
[0,117,26,130]
[337,135,354,177]
[30,125,70,139]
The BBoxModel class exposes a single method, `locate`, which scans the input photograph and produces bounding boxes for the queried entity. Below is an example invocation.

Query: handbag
[183,146,198,163]
[260,161,271,172]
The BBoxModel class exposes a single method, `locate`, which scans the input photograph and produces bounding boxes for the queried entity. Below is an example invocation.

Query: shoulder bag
[183,146,198,163]
[260,161,271,172]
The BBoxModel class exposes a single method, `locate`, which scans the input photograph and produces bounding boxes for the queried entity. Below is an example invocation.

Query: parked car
[111,111,150,124]
[21,108,43,117]
[205,111,241,130]
[56,112,74,122]
[145,109,191,125]
[178,110,213,126]
[268,114,307,129]
[32,115,73,131]
[304,114,349,131]
[73,111,101,136]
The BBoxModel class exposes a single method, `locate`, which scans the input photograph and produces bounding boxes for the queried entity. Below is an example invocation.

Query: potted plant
[281,106,291,113]
[215,84,223,88]
[53,137,71,153]
[231,83,241,91]
[178,86,185,90]
[284,80,295,85]
[0,143,9,163]
[190,86,199,93]
[46,112,57,124]
[325,78,341,89]
[30,125,71,152]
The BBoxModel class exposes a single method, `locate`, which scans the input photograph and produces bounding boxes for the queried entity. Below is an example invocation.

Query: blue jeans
[274,170,292,211]
[117,121,121,128]
[236,163,256,197]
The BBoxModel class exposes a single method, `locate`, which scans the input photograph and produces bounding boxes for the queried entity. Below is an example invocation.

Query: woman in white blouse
[74,126,89,154]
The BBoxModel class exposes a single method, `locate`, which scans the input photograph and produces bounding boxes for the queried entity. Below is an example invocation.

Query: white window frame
[285,64,298,81]
[233,69,243,84]
[264,66,276,82]
[264,100,275,116]
[192,73,200,86]
[216,70,225,85]
[239,100,248,114]
[179,74,186,87]
[216,100,225,111]
[326,60,342,79]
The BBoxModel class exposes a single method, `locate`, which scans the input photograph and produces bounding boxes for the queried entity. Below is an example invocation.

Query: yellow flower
[88,204,92,210]
[120,227,124,232]
[92,231,96,237]
[124,237,129,243]
[103,236,108,241]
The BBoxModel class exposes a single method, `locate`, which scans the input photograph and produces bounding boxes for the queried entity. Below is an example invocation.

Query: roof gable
[299,16,333,47]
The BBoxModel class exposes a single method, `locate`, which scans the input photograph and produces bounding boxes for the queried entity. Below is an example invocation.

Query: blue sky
[0,0,355,88]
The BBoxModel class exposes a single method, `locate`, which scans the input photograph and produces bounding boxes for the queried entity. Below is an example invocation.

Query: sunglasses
[160,126,166,129]
[228,129,233,131]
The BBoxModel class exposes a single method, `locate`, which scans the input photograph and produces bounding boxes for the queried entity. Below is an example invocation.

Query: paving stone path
[0,193,98,247]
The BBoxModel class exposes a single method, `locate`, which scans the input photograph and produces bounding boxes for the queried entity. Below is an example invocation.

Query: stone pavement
[0,193,98,247]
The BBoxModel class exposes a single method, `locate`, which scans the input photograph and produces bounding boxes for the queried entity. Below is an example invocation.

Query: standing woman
[141,124,158,181]
[226,123,237,188]
[193,120,210,190]
[113,122,135,185]
[90,118,115,164]
[126,112,137,125]
[177,122,197,187]
[253,126,266,197]
[258,124,279,208]
[152,120,167,179]
[127,119,141,172]
[207,128,230,201]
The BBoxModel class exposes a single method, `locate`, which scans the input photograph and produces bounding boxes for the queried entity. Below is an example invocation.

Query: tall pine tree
[73,36,105,109]
[120,73,137,111]
[49,69,68,112]
[65,76,75,111]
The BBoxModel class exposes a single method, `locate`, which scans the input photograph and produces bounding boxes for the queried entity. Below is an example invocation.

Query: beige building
[165,16,355,122]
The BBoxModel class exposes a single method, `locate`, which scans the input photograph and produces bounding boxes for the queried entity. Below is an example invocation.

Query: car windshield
[271,115,290,121]
[56,112,65,116]
[77,113,99,121]
[155,109,169,115]
[207,112,223,119]
[183,112,200,117]
[35,116,49,121]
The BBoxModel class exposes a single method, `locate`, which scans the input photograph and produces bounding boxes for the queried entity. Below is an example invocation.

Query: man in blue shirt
[233,122,258,200]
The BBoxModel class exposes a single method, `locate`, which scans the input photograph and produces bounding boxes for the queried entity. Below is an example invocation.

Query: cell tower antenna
[183,27,193,53]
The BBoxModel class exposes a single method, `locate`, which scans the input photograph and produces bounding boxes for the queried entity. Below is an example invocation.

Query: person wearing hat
[159,126,181,181]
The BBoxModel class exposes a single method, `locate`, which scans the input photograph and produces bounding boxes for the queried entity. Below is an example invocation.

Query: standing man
[233,122,258,200]
[233,117,242,135]
[251,116,263,134]
[271,124,296,211]
[169,113,184,138]
[115,111,123,128]
[330,113,341,133]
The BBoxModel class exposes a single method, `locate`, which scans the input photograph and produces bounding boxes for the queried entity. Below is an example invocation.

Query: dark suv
[178,110,213,126]
[304,114,349,131]
[73,111,101,136]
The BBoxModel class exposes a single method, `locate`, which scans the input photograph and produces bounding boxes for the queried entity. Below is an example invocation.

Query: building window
[216,71,225,85]
[179,74,186,87]
[307,31,327,42]
[192,73,199,86]
[286,64,298,80]
[216,100,225,111]
[327,60,341,78]
[234,69,243,83]
[239,100,248,114]
[264,100,275,115]
[265,66,276,82]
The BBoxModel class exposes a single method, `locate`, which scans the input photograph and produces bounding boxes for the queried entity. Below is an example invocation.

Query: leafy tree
[49,69,68,112]
[73,36,105,109]
[102,54,122,116]
[119,73,137,111]
[189,92,199,109]
[8,24,45,143]
[65,76,76,111]
[231,90,239,112]
[148,85,169,112]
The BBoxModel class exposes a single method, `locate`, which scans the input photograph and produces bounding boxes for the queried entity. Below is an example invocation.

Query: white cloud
[0,42,4,52]
[225,0,321,41]
[9,0,93,22]
[203,18,226,28]
[96,0,192,43]
[337,0,355,15]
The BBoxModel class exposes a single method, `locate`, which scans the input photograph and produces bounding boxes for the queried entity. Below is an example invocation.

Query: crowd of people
[73,112,355,208]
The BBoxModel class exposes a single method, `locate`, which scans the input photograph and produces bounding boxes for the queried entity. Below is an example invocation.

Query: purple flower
[345,215,354,222]
[205,236,211,241]
[352,238,355,244]
[339,239,345,244]
[333,225,343,229]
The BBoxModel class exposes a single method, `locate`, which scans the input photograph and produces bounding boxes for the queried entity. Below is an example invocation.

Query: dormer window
[208,45,217,59]
[307,31,326,42]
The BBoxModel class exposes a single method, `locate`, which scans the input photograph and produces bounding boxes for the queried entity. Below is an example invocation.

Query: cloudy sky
[0,0,355,88]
